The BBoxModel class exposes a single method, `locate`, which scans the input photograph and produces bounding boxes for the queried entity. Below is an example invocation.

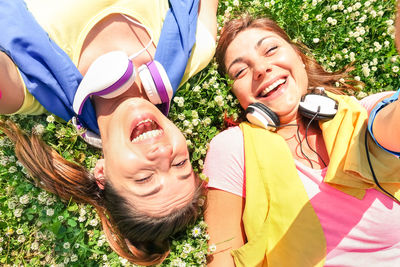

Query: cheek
[232,84,251,109]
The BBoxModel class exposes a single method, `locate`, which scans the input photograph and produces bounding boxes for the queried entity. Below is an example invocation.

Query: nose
[253,61,272,81]
[147,144,173,162]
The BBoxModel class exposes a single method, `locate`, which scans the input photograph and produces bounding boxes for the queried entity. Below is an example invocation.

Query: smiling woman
[204,14,400,267]
[0,0,217,265]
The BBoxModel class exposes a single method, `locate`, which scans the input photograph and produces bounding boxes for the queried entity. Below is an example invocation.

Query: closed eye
[135,174,153,184]
[173,159,188,167]
[233,67,247,79]
[265,46,278,55]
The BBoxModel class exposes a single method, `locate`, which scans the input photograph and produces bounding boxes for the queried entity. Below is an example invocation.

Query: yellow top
[15,0,216,115]
[232,94,400,266]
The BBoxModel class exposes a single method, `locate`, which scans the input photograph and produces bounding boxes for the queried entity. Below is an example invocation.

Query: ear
[94,159,106,190]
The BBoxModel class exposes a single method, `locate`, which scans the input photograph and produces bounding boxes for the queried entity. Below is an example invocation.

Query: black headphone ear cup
[245,102,280,131]
[299,93,338,120]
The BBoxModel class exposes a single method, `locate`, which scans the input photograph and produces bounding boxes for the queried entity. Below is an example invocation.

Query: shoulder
[203,126,245,197]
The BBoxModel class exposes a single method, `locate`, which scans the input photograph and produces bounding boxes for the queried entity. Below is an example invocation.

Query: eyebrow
[179,169,194,180]
[226,36,270,74]
[138,185,162,197]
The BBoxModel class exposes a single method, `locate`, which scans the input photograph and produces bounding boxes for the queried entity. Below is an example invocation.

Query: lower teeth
[132,129,162,143]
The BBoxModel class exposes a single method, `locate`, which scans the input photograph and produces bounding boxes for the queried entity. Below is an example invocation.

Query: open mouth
[258,78,287,98]
[130,119,163,143]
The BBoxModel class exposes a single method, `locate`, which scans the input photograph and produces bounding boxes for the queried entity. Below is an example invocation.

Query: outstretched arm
[205,189,246,267]
[369,92,400,154]
[0,51,25,114]
[199,0,219,40]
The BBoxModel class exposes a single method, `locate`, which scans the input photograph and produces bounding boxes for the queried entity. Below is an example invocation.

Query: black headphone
[245,87,338,130]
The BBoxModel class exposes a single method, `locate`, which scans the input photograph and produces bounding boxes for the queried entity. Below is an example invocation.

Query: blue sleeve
[367,89,400,156]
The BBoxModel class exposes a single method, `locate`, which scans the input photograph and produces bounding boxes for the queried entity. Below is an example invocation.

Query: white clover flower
[362,66,370,77]
[355,76,361,81]
[209,244,217,253]
[316,14,323,21]
[186,140,192,147]
[313,38,320,43]
[102,255,108,261]
[89,218,99,227]
[192,119,199,126]
[193,85,201,93]
[38,191,48,204]
[203,117,211,126]
[392,66,399,73]
[119,257,129,265]
[19,194,30,205]
[17,235,26,243]
[171,258,186,267]
[182,243,194,254]
[63,242,70,249]
[97,239,105,247]
[78,215,86,222]
[16,228,23,235]
[8,201,16,209]
[46,208,54,217]
[370,10,377,18]
[63,257,70,264]
[46,115,55,123]
[70,254,78,262]
[214,95,224,107]
[356,37,363,43]
[233,0,239,6]
[31,241,39,251]
[178,113,185,120]
[8,166,17,174]
[32,124,45,135]
[14,208,23,218]
[303,14,309,21]
[391,56,399,63]
[365,1,371,7]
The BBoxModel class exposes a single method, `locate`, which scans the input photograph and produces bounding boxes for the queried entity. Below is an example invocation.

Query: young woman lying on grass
[204,10,400,267]
[0,0,217,265]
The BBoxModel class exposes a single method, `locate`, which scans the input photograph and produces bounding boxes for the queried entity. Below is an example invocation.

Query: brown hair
[0,119,203,266]
[216,15,360,95]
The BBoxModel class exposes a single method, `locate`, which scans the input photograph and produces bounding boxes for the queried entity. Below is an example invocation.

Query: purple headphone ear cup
[138,64,162,104]
[138,60,173,115]
[73,51,136,115]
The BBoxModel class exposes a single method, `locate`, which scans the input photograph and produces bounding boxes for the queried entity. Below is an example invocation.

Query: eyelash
[136,174,153,184]
[173,159,188,167]
[233,46,278,78]
[266,46,278,54]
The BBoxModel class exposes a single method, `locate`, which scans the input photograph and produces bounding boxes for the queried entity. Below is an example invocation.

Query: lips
[130,118,163,143]
[257,77,287,98]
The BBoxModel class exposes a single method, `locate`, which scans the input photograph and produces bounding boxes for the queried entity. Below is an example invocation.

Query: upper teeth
[136,119,153,127]
[132,129,163,143]
[260,79,286,97]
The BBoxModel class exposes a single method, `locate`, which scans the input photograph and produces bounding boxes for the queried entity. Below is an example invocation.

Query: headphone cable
[304,108,328,167]
[364,129,400,204]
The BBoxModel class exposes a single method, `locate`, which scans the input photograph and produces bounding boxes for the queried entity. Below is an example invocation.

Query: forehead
[224,28,288,64]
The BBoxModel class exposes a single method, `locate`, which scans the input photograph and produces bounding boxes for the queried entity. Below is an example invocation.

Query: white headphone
[245,87,338,130]
[73,14,173,116]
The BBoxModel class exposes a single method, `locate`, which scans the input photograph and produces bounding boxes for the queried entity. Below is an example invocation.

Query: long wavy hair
[0,119,203,266]
[216,15,360,95]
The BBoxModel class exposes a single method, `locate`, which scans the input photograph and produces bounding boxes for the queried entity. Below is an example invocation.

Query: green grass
[0,0,398,266]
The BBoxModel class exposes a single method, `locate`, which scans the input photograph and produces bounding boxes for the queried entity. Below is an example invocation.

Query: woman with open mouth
[0,0,218,265]
[204,12,400,267]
